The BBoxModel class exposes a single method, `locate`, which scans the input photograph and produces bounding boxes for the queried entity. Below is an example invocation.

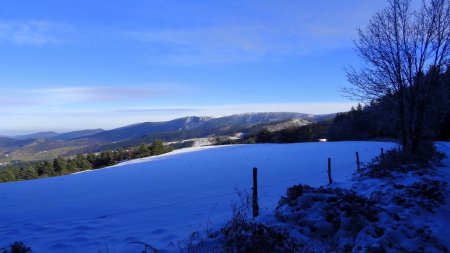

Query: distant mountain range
[13,129,105,141]
[0,112,335,164]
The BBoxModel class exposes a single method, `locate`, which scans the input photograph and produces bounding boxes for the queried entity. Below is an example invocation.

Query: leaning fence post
[327,158,333,185]
[381,148,384,156]
[356,152,360,172]
[252,167,259,218]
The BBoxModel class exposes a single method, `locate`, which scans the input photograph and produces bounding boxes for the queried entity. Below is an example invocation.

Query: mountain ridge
[72,112,328,143]
[0,112,336,163]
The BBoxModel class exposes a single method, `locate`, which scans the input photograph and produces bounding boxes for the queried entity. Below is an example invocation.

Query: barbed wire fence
[0,148,384,233]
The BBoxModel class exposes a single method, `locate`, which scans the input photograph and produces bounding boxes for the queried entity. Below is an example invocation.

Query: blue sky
[0,0,388,135]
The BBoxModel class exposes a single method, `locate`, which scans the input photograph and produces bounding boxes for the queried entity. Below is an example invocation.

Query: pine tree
[23,166,38,180]
[0,169,16,182]
[53,157,68,174]
[136,144,151,158]
[40,161,54,176]
[151,140,165,155]
[75,154,92,170]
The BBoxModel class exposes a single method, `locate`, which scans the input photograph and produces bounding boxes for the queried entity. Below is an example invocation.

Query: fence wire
[0,153,374,233]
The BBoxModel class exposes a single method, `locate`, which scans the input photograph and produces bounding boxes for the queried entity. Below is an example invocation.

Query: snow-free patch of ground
[0,142,397,252]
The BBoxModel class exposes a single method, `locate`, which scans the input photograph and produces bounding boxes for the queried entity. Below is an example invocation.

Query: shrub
[277,185,380,242]
[218,190,311,252]
[276,184,448,252]
[1,242,31,253]
[393,178,447,211]
[361,143,445,178]
[221,221,307,253]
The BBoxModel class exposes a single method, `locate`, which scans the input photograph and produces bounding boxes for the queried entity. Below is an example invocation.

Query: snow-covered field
[432,142,450,250]
[1,141,403,252]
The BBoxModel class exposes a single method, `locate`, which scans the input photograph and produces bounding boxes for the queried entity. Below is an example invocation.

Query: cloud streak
[0,85,184,106]
[127,1,385,64]
[0,20,73,45]
[129,24,352,64]
[0,100,355,134]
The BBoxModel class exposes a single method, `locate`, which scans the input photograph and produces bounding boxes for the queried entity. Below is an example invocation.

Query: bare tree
[345,0,450,153]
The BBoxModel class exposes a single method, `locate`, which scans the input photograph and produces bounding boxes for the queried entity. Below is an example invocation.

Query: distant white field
[0,141,397,252]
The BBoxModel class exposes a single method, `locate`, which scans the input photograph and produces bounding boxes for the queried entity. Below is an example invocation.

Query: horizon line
[0,110,344,136]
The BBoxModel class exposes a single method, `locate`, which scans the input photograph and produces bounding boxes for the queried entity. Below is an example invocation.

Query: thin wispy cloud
[0,85,184,106]
[129,24,353,64]
[0,102,353,129]
[127,1,384,64]
[117,108,198,114]
[0,1,384,134]
[0,107,199,117]
[197,102,355,115]
[0,20,73,45]
[2,102,353,117]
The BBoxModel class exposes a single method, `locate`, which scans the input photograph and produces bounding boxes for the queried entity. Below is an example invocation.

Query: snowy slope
[0,141,397,252]
[430,142,450,250]
[261,141,450,252]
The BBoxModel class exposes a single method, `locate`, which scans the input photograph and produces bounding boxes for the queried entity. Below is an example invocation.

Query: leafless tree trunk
[345,0,450,153]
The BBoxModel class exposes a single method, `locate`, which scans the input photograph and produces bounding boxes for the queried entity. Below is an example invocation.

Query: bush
[361,143,445,178]
[393,178,447,212]
[277,185,380,243]
[1,242,31,253]
[276,184,448,252]
[221,221,307,253]
[218,190,311,253]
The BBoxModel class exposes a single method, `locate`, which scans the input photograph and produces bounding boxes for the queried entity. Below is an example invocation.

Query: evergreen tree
[65,158,77,173]
[151,140,165,155]
[99,151,115,167]
[23,166,38,180]
[0,169,16,182]
[74,154,92,170]
[53,157,68,174]
[136,143,151,158]
[40,161,54,176]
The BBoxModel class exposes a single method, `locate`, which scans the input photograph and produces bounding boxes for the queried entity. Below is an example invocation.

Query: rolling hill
[76,112,321,143]
[13,131,59,140]
[49,129,105,141]
[0,112,334,163]
[0,141,397,252]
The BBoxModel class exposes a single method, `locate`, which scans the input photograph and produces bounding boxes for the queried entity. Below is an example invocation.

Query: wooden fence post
[381,148,384,156]
[356,152,360,172]
[252,167,259,218]
[327,158,333,185]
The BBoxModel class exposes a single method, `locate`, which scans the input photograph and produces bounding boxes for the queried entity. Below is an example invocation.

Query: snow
[165,137,214,147]
[269,142,450,252]
[429,142,450,250]
[0,141,401,252]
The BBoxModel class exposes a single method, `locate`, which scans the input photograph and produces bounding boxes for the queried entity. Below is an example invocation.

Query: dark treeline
[211,121,332,145]
[247,121,331,144]
[0,140,172,183]
[239,68,449,144]
[2,68,447,182]
[243,97,448,145]
[328,102,398,141]
[333,66,450,143]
